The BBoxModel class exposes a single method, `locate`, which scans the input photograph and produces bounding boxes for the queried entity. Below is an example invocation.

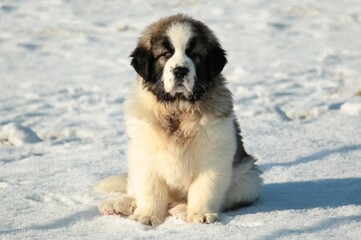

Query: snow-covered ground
[1,0,361,239]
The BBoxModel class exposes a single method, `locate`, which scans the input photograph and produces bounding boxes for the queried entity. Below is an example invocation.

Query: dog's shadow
[222,178,361,240]
[223,144,361,215]
[224,177,361,219]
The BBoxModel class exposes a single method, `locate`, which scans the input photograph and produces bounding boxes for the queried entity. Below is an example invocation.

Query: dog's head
[130,14,227,102]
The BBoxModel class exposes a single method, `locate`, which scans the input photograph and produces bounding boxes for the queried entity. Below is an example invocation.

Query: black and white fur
[95,14,262,226]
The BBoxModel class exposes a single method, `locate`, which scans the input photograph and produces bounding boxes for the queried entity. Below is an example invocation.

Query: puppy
[95,14,262,226]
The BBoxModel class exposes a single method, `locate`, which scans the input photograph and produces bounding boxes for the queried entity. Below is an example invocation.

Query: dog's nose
[173,66,189,79]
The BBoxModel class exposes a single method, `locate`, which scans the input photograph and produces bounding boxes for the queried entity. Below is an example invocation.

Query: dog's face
[130,15,227,102]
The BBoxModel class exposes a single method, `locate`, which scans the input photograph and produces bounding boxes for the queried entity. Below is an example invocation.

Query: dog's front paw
[186,212,220,224]
[129,214,163,226]
[99,195,136,216]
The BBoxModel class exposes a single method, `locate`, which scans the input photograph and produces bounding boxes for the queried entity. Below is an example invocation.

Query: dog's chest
[161,112,200,144]
[156,142,201,193]
[155,114,203,191]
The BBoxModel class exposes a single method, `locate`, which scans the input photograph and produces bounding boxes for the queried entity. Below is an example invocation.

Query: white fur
[125,82,235,223]
[162,23,196,96]
[96,80,262,225]
[93,174,127,193]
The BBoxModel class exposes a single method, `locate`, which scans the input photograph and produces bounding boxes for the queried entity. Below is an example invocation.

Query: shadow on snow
[225,177,361,217]
[0,207,99,235]
[261,144,361,171]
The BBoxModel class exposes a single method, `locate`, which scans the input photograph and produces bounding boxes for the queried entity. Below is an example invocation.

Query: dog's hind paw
[99,195,136,216]
[168,203,187,220]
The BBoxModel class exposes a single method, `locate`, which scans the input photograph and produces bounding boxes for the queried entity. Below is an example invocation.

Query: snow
[0,123,42,147]
[1,0,361,239]
[341,101,361,116]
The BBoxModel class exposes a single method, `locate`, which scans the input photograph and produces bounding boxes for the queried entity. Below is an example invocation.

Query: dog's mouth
[170,80,192,96]
[174,82,186,92]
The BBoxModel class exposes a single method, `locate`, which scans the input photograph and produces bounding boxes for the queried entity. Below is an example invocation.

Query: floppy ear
[130,46,154,82]
[206,43,227,81]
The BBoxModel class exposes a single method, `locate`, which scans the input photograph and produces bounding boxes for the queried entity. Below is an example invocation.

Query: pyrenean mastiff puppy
[95,14,262,226]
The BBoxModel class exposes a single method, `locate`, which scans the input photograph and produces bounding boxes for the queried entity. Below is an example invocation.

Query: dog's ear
[206,43,227,81]
[130,46,154,82]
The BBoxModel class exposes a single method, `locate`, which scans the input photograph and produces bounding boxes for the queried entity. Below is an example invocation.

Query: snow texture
[1,0,361,239]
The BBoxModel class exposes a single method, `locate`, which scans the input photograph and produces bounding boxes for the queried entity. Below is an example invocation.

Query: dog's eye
[187,51,198,58]
[163,51,173,59]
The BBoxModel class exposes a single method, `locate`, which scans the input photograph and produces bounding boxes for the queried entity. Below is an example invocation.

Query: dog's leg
[186,169,232,224]
[99,195,136,216]
[128,174,169,226]
[222,156,262,211]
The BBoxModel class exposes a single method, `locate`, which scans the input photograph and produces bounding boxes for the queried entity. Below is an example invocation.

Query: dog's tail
[93,173,128,193]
